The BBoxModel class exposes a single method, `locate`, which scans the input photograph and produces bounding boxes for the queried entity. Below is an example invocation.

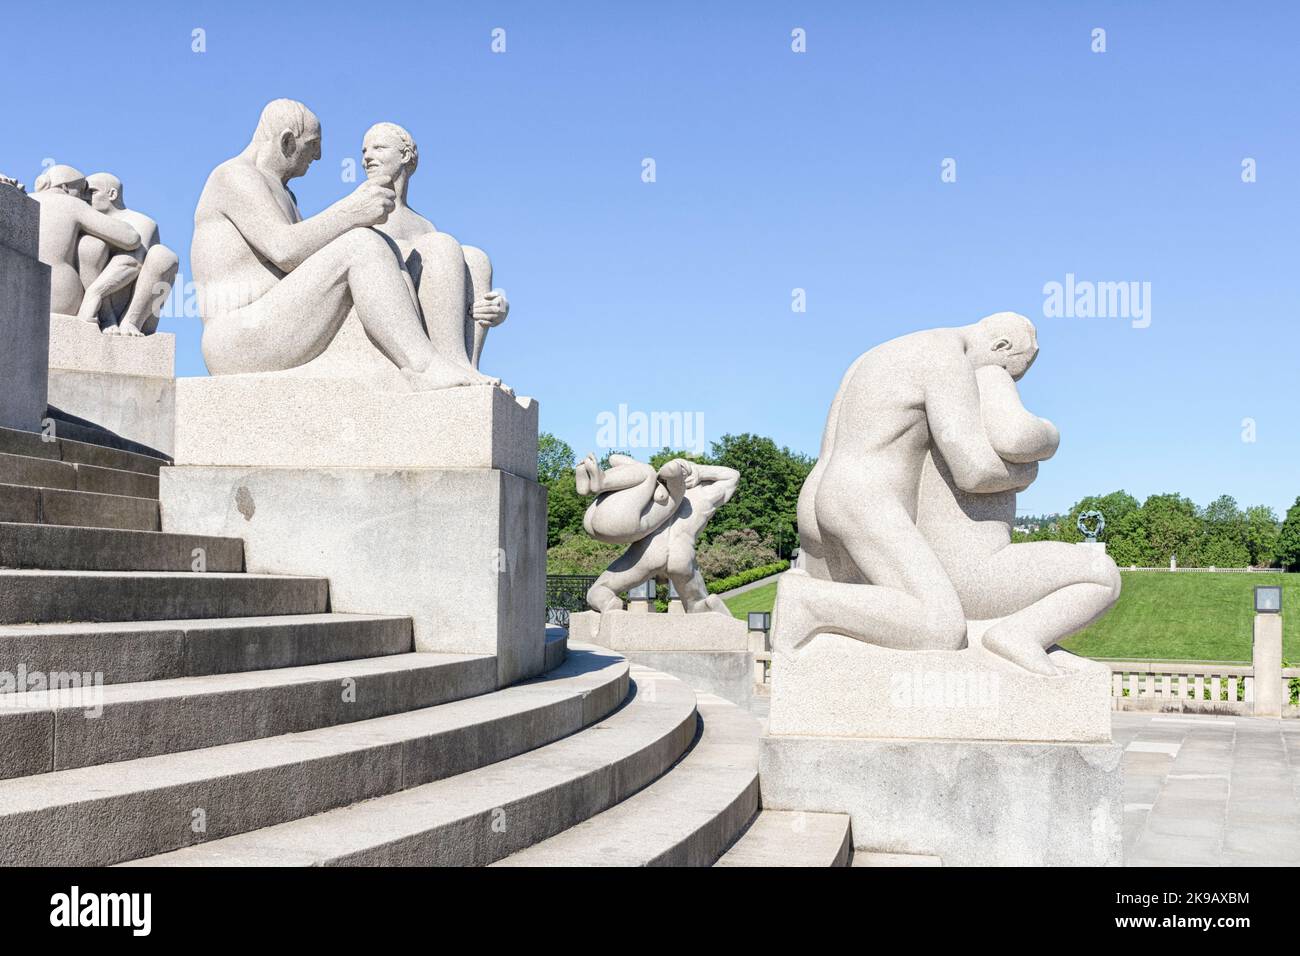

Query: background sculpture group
[29,164,177,336]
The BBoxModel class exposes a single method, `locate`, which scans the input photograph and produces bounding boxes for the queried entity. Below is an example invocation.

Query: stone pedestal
[762,627,1123,865]
[160,371,546,688]
[569,609,752,707]
[47,314,175,456]
[0,188,51,433]
[1253,614,1283,718]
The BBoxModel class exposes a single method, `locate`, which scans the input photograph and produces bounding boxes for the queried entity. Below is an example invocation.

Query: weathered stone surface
[47,313,175,378]
[715,810,852,867]
[171,373,537,479]
[1253,614,1283,717]
[769,627,1112,743]
[569,610,752,707]
[0,202,51,433]
[0,183,40,258]
[47,367,175,457]
[616,649,753,709]
[760,734,1124,866]
[160,465,546,687]
[569,608,748,651]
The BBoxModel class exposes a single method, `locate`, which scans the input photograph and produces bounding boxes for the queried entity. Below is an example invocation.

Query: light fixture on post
[1254,586,1282,614]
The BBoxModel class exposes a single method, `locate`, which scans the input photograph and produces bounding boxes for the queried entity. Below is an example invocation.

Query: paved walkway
[1114,712,1300,866]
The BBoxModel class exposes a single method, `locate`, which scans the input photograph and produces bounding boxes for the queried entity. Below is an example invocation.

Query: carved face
[87,182,115,213]
[284,125,321,179]
[362,131,409,186]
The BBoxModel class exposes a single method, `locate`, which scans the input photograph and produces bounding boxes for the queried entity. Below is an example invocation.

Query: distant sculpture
[30,165,141,318]
[576,454,740,616]
[1077,510,1104,543]
[0,174,24,192]
[361,122,508,368]
[74,173,179,336]
[192,99,504,390]
[779,312,1120,675]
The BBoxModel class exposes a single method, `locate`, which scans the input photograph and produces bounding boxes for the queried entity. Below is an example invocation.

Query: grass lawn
[723,581,780,619]
[726,571,1300,663]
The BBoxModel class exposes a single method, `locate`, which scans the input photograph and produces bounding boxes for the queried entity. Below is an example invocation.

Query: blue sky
[4,1,1297,516]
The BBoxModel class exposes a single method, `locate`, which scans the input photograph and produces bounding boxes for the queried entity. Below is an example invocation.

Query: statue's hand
[472,289,509,327]
[342,180,396,228]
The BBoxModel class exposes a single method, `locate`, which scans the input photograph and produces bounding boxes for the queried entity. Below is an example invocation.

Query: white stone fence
[1103,659,1300,717]
[1122,567,1293,573]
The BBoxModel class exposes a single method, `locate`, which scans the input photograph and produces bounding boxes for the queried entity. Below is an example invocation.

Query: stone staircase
[0,424,851,866]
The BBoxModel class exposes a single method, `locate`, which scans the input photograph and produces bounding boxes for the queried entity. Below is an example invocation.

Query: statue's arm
[75,206,140,252]
[975,365,1059,464]
[925,356,1037,494]
[216,167,361,272]
[690,464,740,507]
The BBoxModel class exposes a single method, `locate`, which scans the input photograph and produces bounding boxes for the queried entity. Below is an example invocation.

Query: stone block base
[47,368,175,456]
[0,188,50,433]
[568,610,753,707]
[619,649,753,709]
[569,608,748,651]
[47,315,175,455]
[769,628,1112,743]
[160,465,546,687]
[172,372,537,479]
[760,734,1123,866]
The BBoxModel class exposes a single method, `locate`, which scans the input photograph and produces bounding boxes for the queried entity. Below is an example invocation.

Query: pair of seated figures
[192,99,508,388]
[31,165,178,336]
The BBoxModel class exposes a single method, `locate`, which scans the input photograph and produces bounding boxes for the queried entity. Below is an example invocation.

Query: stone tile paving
[1115,712,1300,866]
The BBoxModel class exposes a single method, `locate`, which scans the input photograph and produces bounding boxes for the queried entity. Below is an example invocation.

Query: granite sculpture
[779,311,1120,675]
[191,99,506,391]
[576,455,740,616]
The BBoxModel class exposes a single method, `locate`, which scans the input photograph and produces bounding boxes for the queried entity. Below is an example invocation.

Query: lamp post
[1253,585,1283,717]
[627,579,655,614]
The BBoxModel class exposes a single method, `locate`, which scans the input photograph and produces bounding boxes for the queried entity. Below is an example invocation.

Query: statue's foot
[982,629,1060,676]
[114,322,145,337]
[771,569,819,652]
[701,594,732,616]
[575,454,598,495]
[1047,646,1110,676]
[401,359,501,392]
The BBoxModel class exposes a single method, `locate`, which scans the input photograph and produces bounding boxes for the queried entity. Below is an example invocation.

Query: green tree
[537,433,576,484]
[1245,505,1280,568]
[1199,494,1250,568]
[546,472,587,548]
[706,433,813,557]
[1139,493,1203,567]
[1275,497,1300,572]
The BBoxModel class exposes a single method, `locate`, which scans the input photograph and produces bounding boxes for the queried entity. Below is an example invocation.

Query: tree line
[1018,491,1300,570]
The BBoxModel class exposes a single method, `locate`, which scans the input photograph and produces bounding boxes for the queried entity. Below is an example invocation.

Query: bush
[546,533,624,575]
[696,529,780,581]
[707,561,789,594]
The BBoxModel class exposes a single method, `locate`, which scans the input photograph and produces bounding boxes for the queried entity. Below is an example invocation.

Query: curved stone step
[714,810,853,867]
[0,613,411,686]
[0,570,328,624]
[0,522,243,573]
[0,647,629,866]
[0,483,158,532]
[126,664,696,867]
[0,652,497,777]
[494,692,759,867]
